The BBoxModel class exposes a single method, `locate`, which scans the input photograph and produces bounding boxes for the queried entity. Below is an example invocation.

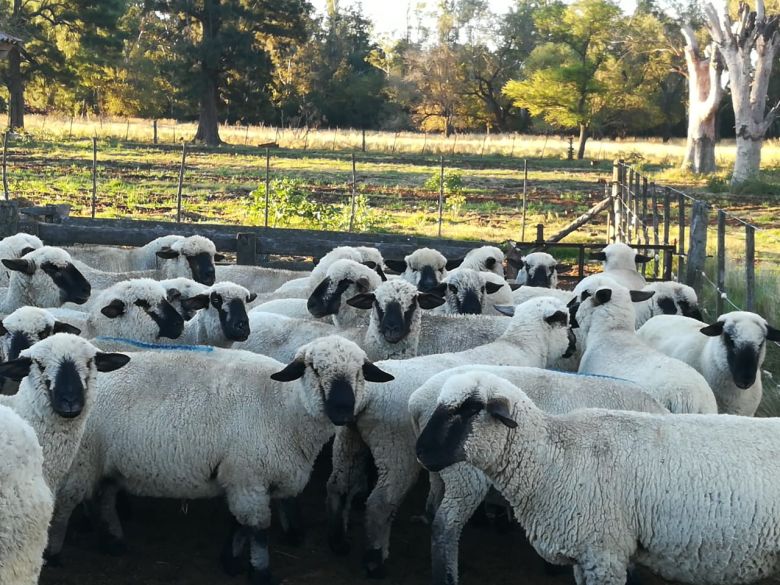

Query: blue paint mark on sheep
[94,337,215,353]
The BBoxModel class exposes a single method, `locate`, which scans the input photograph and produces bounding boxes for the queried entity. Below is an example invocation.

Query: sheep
[0,246,91,313]
[633,280,702,328]
[572,276,717,414]
[638,311,780,416]
[235,278,445,362]
[71,259,157,290]
[0,405,53,585]
[307,259,382,328]
[46,336,394,584]
[64,235,185,272]
[512,251,564,288]
[408,366,667,585]
[436,268,505,314]
[154,235,223,285]
[414,372,780,585]
[158,277,210,320]
[590,242,651,289]
[176,281,256,346]
[459,246,505,277]
[385,247,460,293]
[0,232,43,285]
[325,297,576,575]
[0,334,129,491]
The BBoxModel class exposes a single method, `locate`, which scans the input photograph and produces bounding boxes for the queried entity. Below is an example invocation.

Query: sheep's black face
[417,265,440,293]
[136,298,185,339]
[723,330,761,389]
[563,329,577,358]
[376,300,415,343]
[212,293,250,342]
[451,285,482,315]
[526,265,552,288]
[49,358,86,419]
[657,297,677,315]
[325,376,356,425]
[186,252,216,286]
[307,277,353,318]
[678,299,703,321]
[415,400,478,472]
[7,330,33,361]
[42,262,91,305]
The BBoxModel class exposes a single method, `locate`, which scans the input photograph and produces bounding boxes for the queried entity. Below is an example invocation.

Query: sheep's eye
[40,326,53,339]
[723,332,734,346]
[481,286,486,293]
[448,284,458,294]
[457,397,482,418]
[580,291,591,301]
[211,293,222,307]
[134,299,151,310]
[375,302,385,319]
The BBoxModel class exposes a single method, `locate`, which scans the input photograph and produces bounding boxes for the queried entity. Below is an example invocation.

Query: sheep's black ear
[156,247,180,259]
[590,251,607,261]
[592,288,612,305]
[2,258,35,275]
[166,288,182,302]
[767,325,780,342]
[544,310,568,327]
[485,281,504,295]
[700,322,724,336]
[94,352,131,373]
[494,305,515,317]
[485,257,497,269]
[417,292,446,310]
[384,259,407,273]
[0,322,6,336]
[101,299,126,318]
[486,398,517,428]
[246,292,258,303]
[555,263,570,273]
[20,246,36,256]
[214,253,226,262]
[0,357,32,381]
[362,361,394,383]
[445,258,463,270]
[629,290,655,302]
[566,296,579,308]
[507,257,524,269]
[181,294,210,311]
[271,359,307,382]
[362,260,377,269]
[53,321,81,336]
[508,282,522,291]
[634,253,652,263]
[346,292,376,310]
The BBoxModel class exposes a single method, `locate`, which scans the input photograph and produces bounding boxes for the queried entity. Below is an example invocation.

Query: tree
[703,0,780,185]
[503,0,624,158]
[147,0,309,145]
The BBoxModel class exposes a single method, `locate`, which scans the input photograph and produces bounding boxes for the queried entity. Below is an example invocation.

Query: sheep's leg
[220,517,248,576]
[327,425,371,555]
[45,489,85,565]
[425,472,445,521]
[363,461,420,579]
[575,552,629,585]
[277,497,304,546]
[225,486,272,585]
[96,479,127,555]
[432,465,491,585]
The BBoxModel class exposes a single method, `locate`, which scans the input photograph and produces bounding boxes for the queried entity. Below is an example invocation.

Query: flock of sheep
[0,230,778,585]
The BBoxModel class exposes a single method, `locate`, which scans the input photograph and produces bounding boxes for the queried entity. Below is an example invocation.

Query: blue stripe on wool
[547,369,635,383]
[94,337,215,353]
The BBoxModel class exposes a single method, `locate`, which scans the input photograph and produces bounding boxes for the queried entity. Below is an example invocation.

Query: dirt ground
[40,449,778,585]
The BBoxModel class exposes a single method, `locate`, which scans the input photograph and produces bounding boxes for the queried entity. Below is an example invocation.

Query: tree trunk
[7,48,24,130]
[194,73,221,145]
[732,134,763,184]
[194,0,222,146]
[576,123,588,160]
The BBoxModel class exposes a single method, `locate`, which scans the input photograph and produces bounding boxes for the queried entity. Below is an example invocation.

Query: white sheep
[325,297,576,574]
[513,251,563,288]
[64,235,185,272]
[0,232,43,285]
[385,247,459,293]
[633,280,702,328]
[0,334,129,491]
[436,268,505,315]
[154,235,223,285]
[590,242,651,289]
[573,276,717,414]
[306,259,382,328]
[638,311,780,415]
[176,282,256,346]
[1,246,92,312]
[459,246,505,277]
[409,366,667,585]
[414,372,780,585]
[47,336,394,583]
[0,405,53,585]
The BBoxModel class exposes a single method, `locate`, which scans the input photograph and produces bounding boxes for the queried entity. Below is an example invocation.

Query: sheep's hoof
[363,548,386,579]
[248,567,274,585]
[43,551,63,567]
[220,548,246,576]
[98,534,127,556]
[543,561,571,576]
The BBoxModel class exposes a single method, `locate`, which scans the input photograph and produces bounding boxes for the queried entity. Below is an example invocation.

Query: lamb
[414,372,780,585]
[46,336,394,584]
[459,246,505,277]
[590,242,651,289]
[436,268,505,314]
[0,334,129,491]
[385,247,460,293]
[0,246,91,313]
[573,276,717,413]
[307,259,383,328]
[512,251,564,288]
[0,232,42,285]
[154,235,223,285]
[325,297,576,575]
[408,366,667,585]
[638,311,780,415]
[633,280,702,328]
[176,282,256,346]
[0,405,53,585]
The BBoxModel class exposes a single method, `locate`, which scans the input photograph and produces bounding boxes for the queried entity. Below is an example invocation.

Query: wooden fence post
[264,148,270,228]
[176,143,187,223]
[677,192,686,282]
[716,209,726,316]
[361,129,366,153]
[611,160,622,243]
[520,159,528,242]
[626,168,634,243]
[685,199,708,289]
[2,132,9,201]
[746,224,756,311]
[536,224,544,243]
[91,137,97,219]
[349,153,357,232]
[236,233,258,265]
[438,156,444,238]
[153,119,158,145]
[0,201,19,237]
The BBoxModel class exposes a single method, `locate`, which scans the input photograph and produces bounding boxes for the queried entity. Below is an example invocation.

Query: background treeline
[0,0,771,144]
